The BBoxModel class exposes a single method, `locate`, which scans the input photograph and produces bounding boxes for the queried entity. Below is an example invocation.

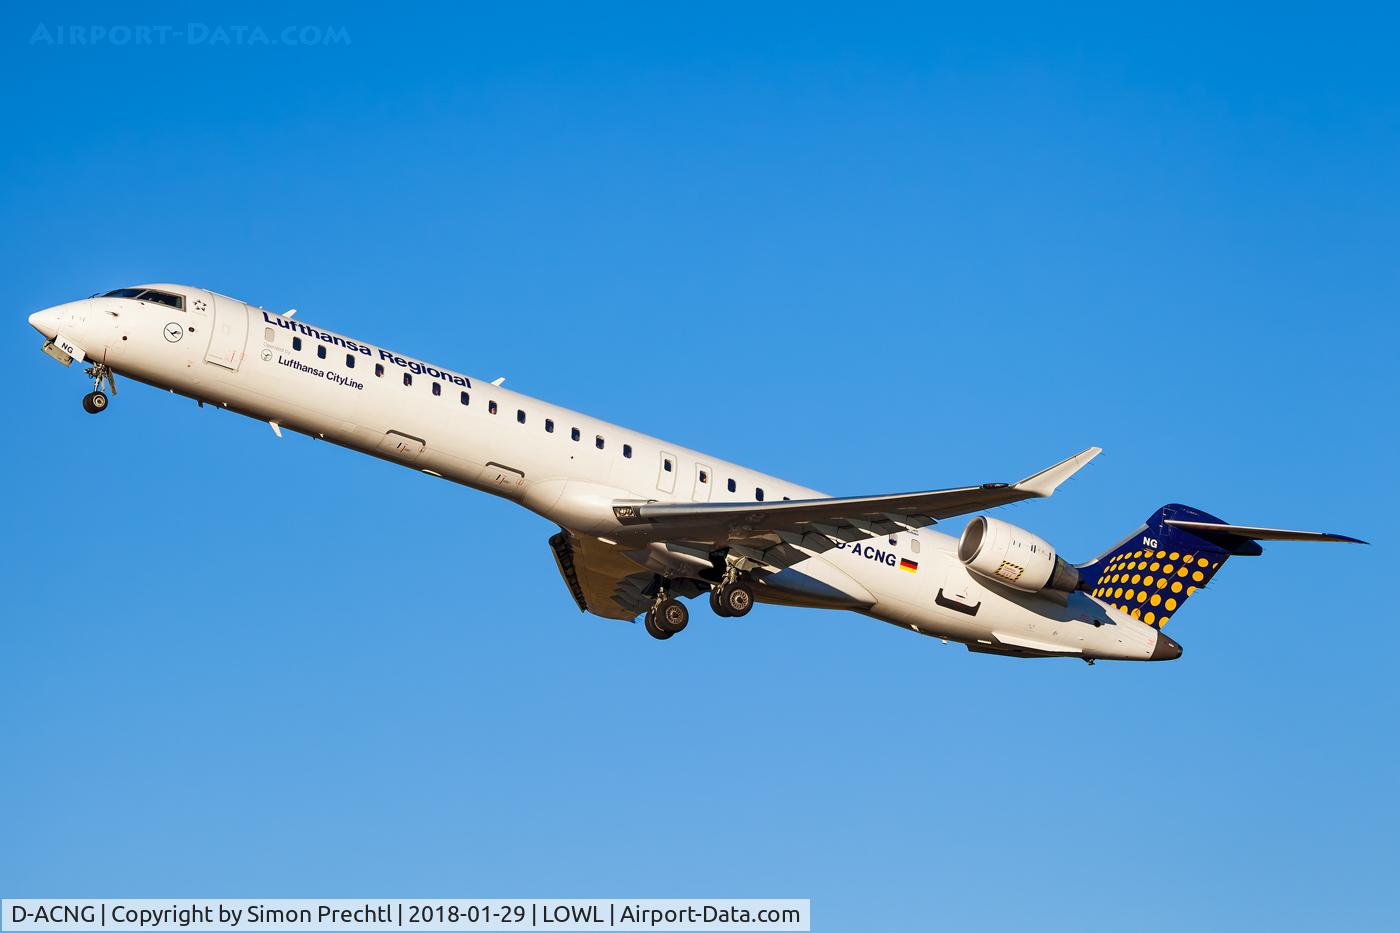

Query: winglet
[1013,447,1102,498]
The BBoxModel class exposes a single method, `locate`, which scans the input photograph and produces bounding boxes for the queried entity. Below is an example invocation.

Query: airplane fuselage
[27,285,1173,662]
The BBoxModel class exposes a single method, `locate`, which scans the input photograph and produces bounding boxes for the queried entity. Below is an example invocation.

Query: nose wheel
[81,363,116,414]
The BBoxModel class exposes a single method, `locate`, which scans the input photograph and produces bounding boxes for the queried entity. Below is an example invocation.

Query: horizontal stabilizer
[1163,520,1367,545]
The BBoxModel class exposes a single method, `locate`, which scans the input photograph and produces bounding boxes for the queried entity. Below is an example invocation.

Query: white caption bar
[3,900,810,932]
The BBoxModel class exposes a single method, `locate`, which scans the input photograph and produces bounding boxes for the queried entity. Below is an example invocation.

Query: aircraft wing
[610,447,1101,571]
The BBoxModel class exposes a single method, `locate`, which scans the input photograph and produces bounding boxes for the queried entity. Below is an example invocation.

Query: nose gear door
[205,294,249,370]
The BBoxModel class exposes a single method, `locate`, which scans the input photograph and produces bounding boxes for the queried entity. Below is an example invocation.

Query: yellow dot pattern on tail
[1087,547,1224,627]
[1073,504,1251,629]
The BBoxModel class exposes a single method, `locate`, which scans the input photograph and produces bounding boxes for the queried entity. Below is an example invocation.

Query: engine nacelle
[957,516,1080,597]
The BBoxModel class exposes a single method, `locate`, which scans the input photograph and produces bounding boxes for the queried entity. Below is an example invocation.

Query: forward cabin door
[205,294,249,370]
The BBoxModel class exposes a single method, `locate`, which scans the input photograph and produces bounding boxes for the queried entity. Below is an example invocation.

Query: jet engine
[957,516,1080,599]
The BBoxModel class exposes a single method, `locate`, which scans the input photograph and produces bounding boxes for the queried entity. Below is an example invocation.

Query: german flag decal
[899,558,918,573]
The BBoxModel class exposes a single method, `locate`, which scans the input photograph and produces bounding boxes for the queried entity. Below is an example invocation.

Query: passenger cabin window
[432,382,441,397]
[264,327,274,342]
[489,401,498,415]
[595,435,605,450]
[571,428,580,441]
[545,419,554,433]
[403,373,412,387]
[755,488,765,501]
[911,540,921,554]
[292,337,302,351]
[727,478,737,493]
[102,287,185,311]
[663,458,673,472]
[346,354,355,368]
[517,409,526,424]
[460,391,470,406]
[699,470,708,484]
[316,345,326,360]
[623,444,632,458]
[374,363,384,377]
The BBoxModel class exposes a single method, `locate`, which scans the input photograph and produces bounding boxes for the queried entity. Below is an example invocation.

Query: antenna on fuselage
[284,308,297,317]
[491,376,505,386]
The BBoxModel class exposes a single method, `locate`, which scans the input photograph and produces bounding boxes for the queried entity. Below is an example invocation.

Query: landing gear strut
[644,590,689,640]
[81,363,116,415]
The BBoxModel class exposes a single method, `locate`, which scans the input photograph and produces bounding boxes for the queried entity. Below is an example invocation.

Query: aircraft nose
[1151,630,1183,661]
[28,307,62,340]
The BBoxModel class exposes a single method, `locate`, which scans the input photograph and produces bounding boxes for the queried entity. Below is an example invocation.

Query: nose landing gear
[81,363,116,414]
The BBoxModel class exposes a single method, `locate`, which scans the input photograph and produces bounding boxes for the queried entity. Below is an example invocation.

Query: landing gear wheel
[643,606,673,640]
[710,588,732,618]
[656,598,689,634]
[82,391,108,414]
[717,582,753,617]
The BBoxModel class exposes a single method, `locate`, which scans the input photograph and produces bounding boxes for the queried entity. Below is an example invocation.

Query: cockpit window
[141,291,185,310]
[102,287,185,311]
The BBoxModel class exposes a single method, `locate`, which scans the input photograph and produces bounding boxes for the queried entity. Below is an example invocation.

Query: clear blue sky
[2,3,1395,929]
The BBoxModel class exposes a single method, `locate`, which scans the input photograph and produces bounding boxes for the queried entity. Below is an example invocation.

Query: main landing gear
[710,562,755,618]
[642,568,754,640]
[710,581,754,618]
[644,595,689,640]
[81,363,116,415]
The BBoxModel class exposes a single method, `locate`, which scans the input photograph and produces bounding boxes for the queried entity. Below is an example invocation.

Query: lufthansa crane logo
[164,322,184,343]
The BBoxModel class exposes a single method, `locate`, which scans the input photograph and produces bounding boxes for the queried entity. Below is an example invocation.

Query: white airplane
[27,285,1364,663]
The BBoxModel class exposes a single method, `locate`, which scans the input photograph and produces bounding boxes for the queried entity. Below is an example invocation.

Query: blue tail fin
[1076,504,1263,629]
